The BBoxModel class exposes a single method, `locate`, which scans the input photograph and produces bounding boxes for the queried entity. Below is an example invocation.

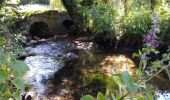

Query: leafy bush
[0,48,29,99]
[81,71,152,100]
[118,9,152,50]
[81,12,170,100]
[0,8,28,99]
[81,3,116,47]
[81,44,170,100]
[159,12,170,46]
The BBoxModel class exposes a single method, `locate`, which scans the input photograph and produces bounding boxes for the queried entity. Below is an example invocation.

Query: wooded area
[0,0,170,100]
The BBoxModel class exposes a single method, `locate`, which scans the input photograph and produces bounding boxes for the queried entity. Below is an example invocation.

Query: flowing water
[23,39,69,98]
[22,38,170,99]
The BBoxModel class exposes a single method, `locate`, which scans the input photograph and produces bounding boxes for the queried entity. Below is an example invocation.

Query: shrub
[0,48,29,99]
[0,8,29,99]
[81,14,170,99]
[159,12,170,47]
[81,3,116,47]
[118,9,152,50]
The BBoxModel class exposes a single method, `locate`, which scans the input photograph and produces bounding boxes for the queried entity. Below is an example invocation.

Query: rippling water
[22,38,170,99]
[24,39,68,98]
[156,91,170,100]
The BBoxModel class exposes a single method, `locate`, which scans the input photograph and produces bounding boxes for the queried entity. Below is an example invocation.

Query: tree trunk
[60,0,83,25]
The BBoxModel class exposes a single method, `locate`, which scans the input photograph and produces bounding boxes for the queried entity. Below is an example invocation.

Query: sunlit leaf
[147,92,153,100]
[137,96,144,100]
[81,95,94,100]
[11,60,29,74]
[162,54,169,60]
[0,69,8,81]
[97,92,105,100]
[13,78,25,90]
[151,62,162,68]
[120,71,138,92]
[132,53,139,58]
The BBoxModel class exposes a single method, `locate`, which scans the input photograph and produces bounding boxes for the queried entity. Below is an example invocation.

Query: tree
[60,0,83,25]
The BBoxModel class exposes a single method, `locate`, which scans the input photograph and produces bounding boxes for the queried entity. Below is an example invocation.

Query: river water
[23,39,69,98]
[22,38,170,99]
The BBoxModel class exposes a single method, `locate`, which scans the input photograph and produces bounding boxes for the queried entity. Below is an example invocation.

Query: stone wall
[25,10,71,37]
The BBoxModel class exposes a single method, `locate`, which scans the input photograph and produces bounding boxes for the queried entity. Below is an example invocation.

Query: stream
[23,38,69,98]
[22,38,170,99]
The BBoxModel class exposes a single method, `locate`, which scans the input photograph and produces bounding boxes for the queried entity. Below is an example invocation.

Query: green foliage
[80,3,116,45]
[97,92,105,100]
[120,10,152,35]
[0,69,8,81]
[131,0,151,10]
[159,11,170,45]
[50,0,66,11]
[0,48,29,99]
[81,70,157,99]
[120,71,137,92]
[13,77,25,90]
[0,8,24,56]
[81,95,95,100]
[118,9,152,49]
[0,8,21,32]
[133,47,170,81]
[0,6,28,99]
[81,92,106,100]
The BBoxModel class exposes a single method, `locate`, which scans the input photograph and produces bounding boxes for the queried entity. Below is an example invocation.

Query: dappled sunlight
[1,0,170,99]
[99,54,136,76]
[71,37,94,51]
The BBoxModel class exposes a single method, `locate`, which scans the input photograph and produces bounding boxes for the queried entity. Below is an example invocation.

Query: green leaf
[0,48,7,65]
[97,92,105,100]
[137,96,144,100]
[81,95,95,100]
[13,91,21,100]
[120,71,137,92]
[139,50,142,56]
[132,53,139,58]
[147,92,153,100]
[151,61,162,68]
[162,54,169,60]
[0,69,8,81]
[13,78,25,90]
[11,60,29,74]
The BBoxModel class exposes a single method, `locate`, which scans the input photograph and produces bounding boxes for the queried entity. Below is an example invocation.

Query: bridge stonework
[25,10,70,37]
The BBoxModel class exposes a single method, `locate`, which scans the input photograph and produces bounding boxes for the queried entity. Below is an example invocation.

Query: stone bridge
[24,10,71,38]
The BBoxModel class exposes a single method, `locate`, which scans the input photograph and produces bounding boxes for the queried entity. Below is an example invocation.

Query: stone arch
[29,21,53,39]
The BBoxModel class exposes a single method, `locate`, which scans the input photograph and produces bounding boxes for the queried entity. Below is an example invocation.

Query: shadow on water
[21,34,169,99]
